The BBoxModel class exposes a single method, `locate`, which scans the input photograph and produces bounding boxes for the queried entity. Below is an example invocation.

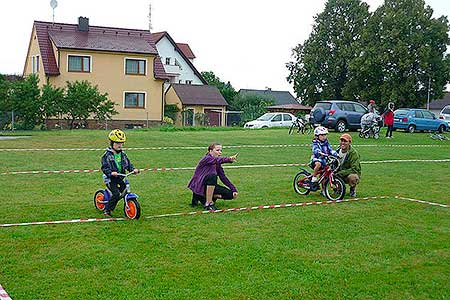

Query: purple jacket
[188,154,237,196]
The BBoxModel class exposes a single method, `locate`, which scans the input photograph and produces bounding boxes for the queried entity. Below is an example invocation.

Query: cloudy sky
[1,0,448,95]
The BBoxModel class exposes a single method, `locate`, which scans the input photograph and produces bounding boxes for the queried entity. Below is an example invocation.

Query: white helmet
[314,126,328,135]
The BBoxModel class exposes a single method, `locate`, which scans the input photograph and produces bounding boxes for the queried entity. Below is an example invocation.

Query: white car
[439,105,450,127]
[244,112,297,129]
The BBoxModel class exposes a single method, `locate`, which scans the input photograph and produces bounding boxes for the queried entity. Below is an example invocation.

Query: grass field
[0,128,449,300]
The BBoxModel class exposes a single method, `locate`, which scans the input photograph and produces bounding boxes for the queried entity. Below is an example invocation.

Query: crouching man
[336,134,361,197]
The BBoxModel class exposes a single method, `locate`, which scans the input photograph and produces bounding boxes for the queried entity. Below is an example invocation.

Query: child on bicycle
[101,129,139,217]
[309,126,337,185]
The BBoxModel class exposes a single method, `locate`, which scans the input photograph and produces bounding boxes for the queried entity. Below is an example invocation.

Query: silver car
[439,105,450,127]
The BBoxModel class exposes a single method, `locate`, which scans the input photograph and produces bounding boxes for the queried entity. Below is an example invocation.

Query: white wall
[156,37,204,85]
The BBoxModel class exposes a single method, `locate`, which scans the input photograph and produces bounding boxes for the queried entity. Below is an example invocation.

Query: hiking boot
[349,187,356,198]
[204,203,218,211]
[103,210,112,217]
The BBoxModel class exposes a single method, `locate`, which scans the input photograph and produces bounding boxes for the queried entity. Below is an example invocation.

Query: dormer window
[68,55,91,72]
[125,58,146,75]
[165,57,171,65]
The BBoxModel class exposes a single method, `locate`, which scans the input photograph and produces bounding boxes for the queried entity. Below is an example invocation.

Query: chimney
[78,17,89,32]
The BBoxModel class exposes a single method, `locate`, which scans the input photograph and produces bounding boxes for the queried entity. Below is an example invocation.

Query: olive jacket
[336,146,361,178]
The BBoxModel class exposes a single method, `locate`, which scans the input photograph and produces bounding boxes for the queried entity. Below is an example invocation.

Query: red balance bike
[293,155,346,201]
[93,173,141,219]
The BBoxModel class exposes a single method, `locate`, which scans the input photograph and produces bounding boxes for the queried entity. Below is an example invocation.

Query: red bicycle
[293,155,346,200]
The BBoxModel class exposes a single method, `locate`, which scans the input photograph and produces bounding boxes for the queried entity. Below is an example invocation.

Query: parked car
[244,112,296,129]
[393,108,448,133]
[309,100,370,132]
[439,105,450,127]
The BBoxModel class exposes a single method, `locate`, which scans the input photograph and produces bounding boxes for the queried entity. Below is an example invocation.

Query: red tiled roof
[33,21,169,80]
[170,84,228,106]
[48,31,158,54]
[152,31,165,43]
[176,43,196,59]
[34,21,60,75]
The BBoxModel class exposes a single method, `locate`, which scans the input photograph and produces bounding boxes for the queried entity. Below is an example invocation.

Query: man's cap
[340,133,352,143]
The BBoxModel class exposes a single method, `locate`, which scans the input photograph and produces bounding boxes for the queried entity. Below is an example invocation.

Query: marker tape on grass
[0,143,449,152]
[0,196,385,228]
[0,144,310,152]
[0,284,12,300]
[2,159,450,176]
[1,195,448,228]
[395,196,450,208]
[0,216,126,228]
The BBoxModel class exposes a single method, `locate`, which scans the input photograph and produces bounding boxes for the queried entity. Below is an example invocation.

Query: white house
[152,31,206,91]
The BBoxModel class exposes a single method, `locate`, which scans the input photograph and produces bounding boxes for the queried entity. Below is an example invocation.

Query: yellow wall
[165,87,183,125]
[23,26,46,87]
[24,24,165,122]
[49,49,164,121]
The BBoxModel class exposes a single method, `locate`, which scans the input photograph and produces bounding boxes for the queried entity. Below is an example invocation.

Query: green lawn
[0,128,449,299]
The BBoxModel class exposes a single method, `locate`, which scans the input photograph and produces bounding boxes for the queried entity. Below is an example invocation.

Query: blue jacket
[101,147,134,178]
[311,138,337,160]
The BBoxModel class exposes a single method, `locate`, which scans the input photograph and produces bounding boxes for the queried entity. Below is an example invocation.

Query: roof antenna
[50,0,58,25]
[148,2,153,32]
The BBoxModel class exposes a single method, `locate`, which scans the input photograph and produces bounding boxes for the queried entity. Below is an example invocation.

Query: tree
[201,71,238,109]
[0,75,10,111]
[287,0,370,105]
[40,84,65,127]
[8,74,41,129]
[233,93,274,123]
[345,0,450,108]
[64,80,117,129]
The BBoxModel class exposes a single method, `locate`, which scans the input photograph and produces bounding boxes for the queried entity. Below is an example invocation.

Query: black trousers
[106,177,126,212]
[192,174,234,206]
[386,125,394,137]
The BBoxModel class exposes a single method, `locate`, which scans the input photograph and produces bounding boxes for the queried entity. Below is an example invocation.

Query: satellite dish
[50,0,58,9]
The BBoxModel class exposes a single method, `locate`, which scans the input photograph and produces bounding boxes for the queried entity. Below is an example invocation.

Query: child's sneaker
[204,203,218,211]
[103,210,112,217]
[349,187,356,197]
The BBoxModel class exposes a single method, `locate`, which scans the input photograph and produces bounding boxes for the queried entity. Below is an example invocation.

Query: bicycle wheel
[94,190,106,211]
[124,199,141,219]
[293,171,311,195]
[289,124,296,135]
[324,176,346,200]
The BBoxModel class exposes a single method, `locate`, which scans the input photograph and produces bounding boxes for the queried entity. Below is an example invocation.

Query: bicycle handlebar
[116,172,135,177]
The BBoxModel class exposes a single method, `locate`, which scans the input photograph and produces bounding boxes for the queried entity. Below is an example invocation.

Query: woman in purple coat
[188,143,238,211]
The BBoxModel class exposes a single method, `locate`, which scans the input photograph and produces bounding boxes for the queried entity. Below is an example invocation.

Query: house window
[125,59,146,75]
[124,92,145,109]
[165,57,171,65]
[68,55,91,72]
[31,55,40,73]
[186,80,192,84]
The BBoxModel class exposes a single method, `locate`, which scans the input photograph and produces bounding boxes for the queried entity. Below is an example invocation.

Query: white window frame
[124,57,148,76]
[31,55,40,73]
[67,54,92,73]
[123,91,147,109]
